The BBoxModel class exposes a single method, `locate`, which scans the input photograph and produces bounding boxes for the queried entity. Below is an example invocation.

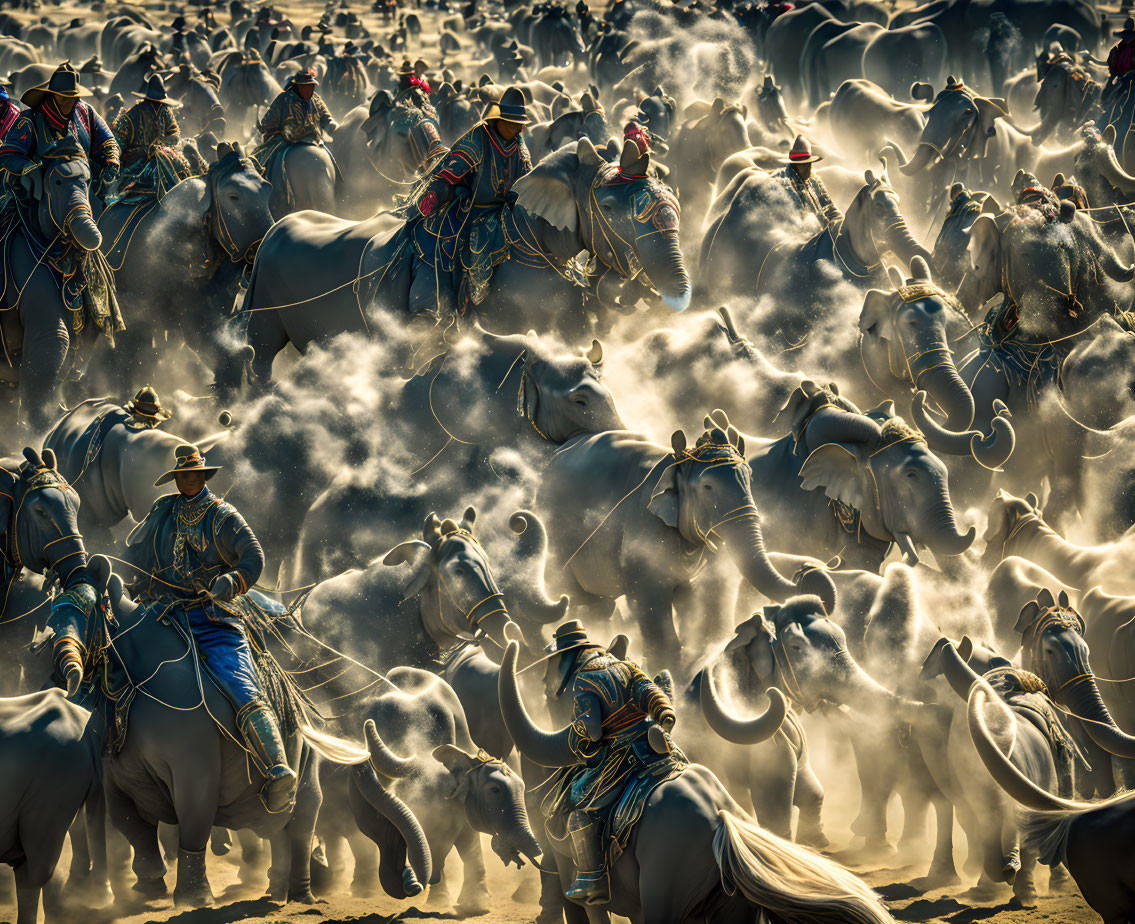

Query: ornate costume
[0,63,119,207]
[771,134,841,228]
[124,444,298,812]
[1109,19,1135,80]
[252,71,337,178]
[536,621,684,905]
[405,87,532,314]
[113,75,192,204]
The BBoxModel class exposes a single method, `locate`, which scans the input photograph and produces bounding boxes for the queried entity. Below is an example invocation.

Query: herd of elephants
[11,0,1135,921]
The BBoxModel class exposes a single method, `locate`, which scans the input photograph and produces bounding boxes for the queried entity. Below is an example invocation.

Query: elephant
[167,72,227,137]
[496,640,896,924]
[800,20,866,110]
[0,690,108,924]
[629,86,677,152]
[316,671,541,910]
[919,639,1075,903]
[3,136,110,433]
[930,185,999,294]
[323,53,371,115]
[985,555,1076,654]
[239,137,690,378]
[699,170,931,348]
[763,4,836,106]
[524,94,610,162]
[296,508,525,680]
[433,83,479,144]
[97,142,272,389]
[537,416,835,667]
[827,79,926,166]
[745,382,982,572]
[861,22,947,102]
[332,92,445,217]
[1029,56,1101,147]
[882,78,1035,212]
[50,554,433,907]
[106,42,160,98]
[971,700,1135,924]
[263,139,337,217]
[530,6,584,68]
[218,53,282,133]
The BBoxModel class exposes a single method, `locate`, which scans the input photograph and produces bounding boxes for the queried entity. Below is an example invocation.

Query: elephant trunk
[912,349,975,431]
[883,215,932,265]
[492,809,542,865]
[1099,245,1135,283]
[1101,150,1135,199]
[835,651,929,723]
[920,497,977,557]
[1061,675,1135,758]
[723,514,836,611]
[351,763,432,895]
[640,229,691,312]
[936,640,985,700]
[68,207,102,252]
[478,606,525,650]
[506,511,570,625]
[800,408,883,447]
[911,391,1016,469]
[364,719,415,778]
[699,669,787,744]
[895,141,940,176]
[497,641,578,768]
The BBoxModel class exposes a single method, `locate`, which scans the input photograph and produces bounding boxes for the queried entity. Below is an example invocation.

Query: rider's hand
[101,162,119,184]
[21,169,42,200]
[209,573,238,601]
[658,709,676,732]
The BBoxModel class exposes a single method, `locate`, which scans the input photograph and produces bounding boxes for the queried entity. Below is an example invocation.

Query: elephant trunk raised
[911,391,1016,469]
[363,719,416,778]
[935,640,984,699]
[721,513,836,612]
[506,511,569,625]
[883,139,940,176]
[912,344,975,431]
[882,215,932,266]
[351,759,432,895]
[640,229,691,312]
[698,669,787,744]
[497,641,578,768]
[1061,675,1135,758]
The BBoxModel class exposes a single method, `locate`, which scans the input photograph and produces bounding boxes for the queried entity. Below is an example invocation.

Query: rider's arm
[112,109,134,155]
[160,105,181,146]
[0,112,38,177]
[257,96,284,136]
[315,94,337,133]
[568,689,604,757]
[630,666,676,729]
[88,105,120,171]
[412,129,483,218]
[211,506,265,598]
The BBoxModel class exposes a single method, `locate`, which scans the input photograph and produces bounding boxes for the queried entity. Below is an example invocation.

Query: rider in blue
[125,444,298,813]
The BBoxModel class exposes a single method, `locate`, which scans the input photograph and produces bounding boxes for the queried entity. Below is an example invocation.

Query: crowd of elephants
[8,0,1135,922]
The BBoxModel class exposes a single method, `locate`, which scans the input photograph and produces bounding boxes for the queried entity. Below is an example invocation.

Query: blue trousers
[185,604,261,711]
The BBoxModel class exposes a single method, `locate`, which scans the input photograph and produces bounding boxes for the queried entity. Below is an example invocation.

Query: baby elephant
[317,668,541,914]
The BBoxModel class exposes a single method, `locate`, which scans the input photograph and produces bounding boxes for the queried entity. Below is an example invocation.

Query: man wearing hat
[112,74,193,202]
[0,62,119,204]
[1109,17,1135,83]
[533,620,681,905]
[125,443,298,813]
[123,384,173,429]
[771,134,842,229]
[403,85,532,316]
[252,69,337,176]
[394,58,433,110]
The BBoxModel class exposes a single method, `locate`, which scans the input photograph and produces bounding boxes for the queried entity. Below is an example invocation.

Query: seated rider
[1109,18,1135,84]
[535,621,680,906]
[112,75,193,202]
[771,134,842,229]
[404,86,531,317]
[252,69,338,176]
[393,58,434,112]
[125,444,298,813]
[123,384,173,430]
[0,63,119,209]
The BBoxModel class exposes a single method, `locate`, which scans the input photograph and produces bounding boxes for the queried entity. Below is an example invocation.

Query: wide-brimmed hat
[134,74,181,106]
[784,134,821,165]
[291,69,317,86]
[22,62,93,108]
[155,444,221,486]
[397,58,414,76]
[1117,17,1135,36]
[124,385,173,422]
[519,619,600,673]
[484,85,528,124]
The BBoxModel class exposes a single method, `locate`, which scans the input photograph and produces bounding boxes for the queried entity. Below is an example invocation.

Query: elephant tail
[713,811,895,924]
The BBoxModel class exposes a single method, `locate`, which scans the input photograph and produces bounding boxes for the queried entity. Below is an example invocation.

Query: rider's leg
[188,606,298,812]
[565,810,609,906]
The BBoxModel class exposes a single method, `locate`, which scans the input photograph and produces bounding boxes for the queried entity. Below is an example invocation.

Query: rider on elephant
[402,86,531,316]
[771,134,842,229]
[534,620,684,906]
[112,74,193,203]
[124,444,298,813]
[1109,18,1135,82]
[1012,170,1062,219]
[123,384,173,429]
[0,63,120,209]
[394,58,434,112]
[252,70,338,178]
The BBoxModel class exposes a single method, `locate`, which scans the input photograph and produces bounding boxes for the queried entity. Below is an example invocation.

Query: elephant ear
[432,744,477,800]
[858,289,894,340]
[799,444,869,513]
[646,431,686,528]
[967,213,1000,278]
[511,140,585,233]
[974,96,1008,136]
[383,539,434,598]
[1104,123,1117,146]
[1013,599,1041,636]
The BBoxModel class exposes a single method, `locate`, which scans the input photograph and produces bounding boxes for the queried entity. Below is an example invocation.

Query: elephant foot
[286,884,320,905]
[831,839,896,867]
[173,883,214,908]
[426,885,451,908]
[455,895,492,918]
[964,878,1008,903]
[309,856,336,897]
[131,876,168,899]
[531,911,564,924]
[796,824,830,851]
[911,861,961,893]
[1010,884,1039,909]
[511,875,540,903]
[72,876,115,907]
[1048,864,1073,893]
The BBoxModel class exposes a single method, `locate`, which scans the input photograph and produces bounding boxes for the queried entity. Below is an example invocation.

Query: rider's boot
[238,701,298,813]
[564,810,609,905]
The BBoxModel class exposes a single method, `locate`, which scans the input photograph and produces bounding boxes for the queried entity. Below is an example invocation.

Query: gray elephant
[496,640,895,924]
[4,137,113,433]
[97,143,272,389]
[0,690,107,924]
[51,555,433,907]
[920,639,1075,904]
[930,185,999,294]
[317,672,541,910]
[745,382,979,572]
[827,78,926,166]
[1029,55,1101,146]
[530,6,584,68]
[240,137,690,379]
[861,23,948,101]
[218,52,282,134]
[537,417,835,667]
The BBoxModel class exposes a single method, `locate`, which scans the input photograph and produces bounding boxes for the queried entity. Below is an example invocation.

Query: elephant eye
[489,784,501,794]
[228,193,240,201]
[572,395,588,407]
[906,470,918,480]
